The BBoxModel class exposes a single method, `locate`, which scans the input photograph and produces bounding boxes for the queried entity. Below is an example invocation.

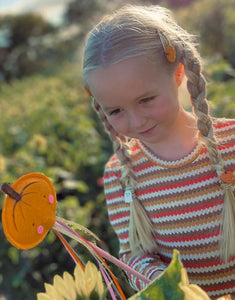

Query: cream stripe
[145,190,223,210]
[139,178,221,199]
[158,235,220,248]
[109,216,129,226]
[195,274,235,286]
[163,249,220,260]
[151,204,223,223]
[157,219,220,235]
[187,258,235,273]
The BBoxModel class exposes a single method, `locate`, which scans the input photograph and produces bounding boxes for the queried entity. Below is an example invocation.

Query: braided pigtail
[92,98,157,254]
[182,49,235,262]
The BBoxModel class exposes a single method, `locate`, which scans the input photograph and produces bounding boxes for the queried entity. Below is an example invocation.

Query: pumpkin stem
[1,183,22,201]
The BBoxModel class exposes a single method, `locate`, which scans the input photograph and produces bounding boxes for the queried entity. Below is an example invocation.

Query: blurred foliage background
[0,0,234,299]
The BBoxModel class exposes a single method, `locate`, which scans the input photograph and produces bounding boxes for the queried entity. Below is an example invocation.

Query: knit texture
[103,118,235,299]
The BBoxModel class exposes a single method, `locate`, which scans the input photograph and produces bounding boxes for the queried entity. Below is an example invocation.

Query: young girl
[82,4,235,299]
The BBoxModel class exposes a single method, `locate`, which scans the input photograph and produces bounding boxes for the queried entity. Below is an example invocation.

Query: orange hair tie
[85,88,92,97]
[220,171,235,184]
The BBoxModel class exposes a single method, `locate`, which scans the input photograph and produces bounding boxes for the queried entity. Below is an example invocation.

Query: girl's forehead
[87,56,173,105]
[87,56,166,94]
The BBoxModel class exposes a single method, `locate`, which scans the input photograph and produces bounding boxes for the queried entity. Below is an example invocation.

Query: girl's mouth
[138,124,157,136]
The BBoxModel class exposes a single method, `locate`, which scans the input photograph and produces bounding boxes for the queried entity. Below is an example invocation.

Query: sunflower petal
[37,293,50,300]
[85,261,98,294]
[44,283,62,299]
[74,264,87,296]
[62,271,77,299]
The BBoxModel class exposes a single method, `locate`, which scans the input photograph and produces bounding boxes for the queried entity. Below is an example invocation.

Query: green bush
[205,56,235,118]
[175,0,235,67]
[0,62,116,299]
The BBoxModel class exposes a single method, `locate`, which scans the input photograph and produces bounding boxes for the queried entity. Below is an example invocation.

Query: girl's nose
[128,110,145,129]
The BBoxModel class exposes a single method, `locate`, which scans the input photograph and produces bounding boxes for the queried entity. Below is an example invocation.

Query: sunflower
[37,261,106,300]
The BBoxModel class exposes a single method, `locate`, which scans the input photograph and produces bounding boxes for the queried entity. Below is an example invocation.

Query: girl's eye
[140,96,155,103]
[109,108,121,116]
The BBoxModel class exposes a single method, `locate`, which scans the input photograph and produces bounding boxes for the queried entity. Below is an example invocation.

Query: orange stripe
[53,229,85,270]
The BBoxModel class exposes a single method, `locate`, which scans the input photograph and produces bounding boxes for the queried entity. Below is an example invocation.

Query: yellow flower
[179,268,211,300]
[37,262,106,300]
[74,261,105,298]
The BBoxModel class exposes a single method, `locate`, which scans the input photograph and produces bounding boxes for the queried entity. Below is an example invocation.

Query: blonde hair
[83,5,235,261]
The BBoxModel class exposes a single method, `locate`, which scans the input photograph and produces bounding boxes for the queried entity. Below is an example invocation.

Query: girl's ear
[174,62,184,86]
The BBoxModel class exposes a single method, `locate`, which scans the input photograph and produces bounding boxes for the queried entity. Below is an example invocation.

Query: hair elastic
[85,87,92,98]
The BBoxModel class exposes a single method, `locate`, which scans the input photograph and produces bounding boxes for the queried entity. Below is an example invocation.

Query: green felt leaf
[128,250,184,300]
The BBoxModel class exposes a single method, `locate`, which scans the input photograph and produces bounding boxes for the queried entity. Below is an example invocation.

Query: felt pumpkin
[1,173,56,249]
[220,171,235,184]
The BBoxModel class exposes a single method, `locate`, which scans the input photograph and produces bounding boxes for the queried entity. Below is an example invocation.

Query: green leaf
[128,250,184,300]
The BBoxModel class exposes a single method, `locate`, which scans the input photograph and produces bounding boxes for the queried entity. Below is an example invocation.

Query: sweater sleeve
[103,156,167,291]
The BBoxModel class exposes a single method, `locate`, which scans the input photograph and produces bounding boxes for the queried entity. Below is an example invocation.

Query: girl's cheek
[110,118,128,133]
[152,100,171,117]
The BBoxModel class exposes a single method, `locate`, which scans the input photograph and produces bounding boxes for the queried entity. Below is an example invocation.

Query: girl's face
[88,56,181,149]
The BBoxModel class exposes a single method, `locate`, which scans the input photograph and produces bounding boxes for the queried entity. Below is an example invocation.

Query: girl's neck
[142,110,199,161]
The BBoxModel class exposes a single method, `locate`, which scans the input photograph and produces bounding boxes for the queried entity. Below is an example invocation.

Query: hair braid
[183,52,221,163]
[92,97,157,254]
[182,49,235,262]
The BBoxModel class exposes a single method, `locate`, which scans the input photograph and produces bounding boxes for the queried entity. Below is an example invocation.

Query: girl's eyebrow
[102,89,156,111]
[102,105,120,111]
[135,88,157,101]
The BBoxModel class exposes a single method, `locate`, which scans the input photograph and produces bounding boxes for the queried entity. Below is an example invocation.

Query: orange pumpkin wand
[1,173,56,250]
[1,173,150,299]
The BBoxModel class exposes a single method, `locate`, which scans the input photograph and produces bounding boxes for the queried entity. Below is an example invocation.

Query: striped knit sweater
[103,118,235,299]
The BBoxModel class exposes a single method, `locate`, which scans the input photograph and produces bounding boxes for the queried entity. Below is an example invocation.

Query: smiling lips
[138,124,157,136]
